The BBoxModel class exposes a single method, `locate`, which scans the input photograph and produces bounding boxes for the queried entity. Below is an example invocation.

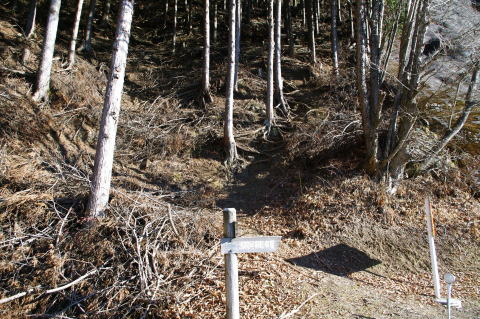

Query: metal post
[223,208,239,319]
[425,198,441,299]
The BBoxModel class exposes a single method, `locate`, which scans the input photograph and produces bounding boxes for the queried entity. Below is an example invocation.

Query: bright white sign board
[221,236,282,254]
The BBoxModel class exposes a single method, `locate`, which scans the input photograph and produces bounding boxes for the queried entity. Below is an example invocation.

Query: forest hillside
[0,0,479,318]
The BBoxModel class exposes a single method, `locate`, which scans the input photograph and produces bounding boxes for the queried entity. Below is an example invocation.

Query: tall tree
[266,0,275,133]
[68,0,85,68]
[87,0,135,218]
[212,0,218,43]
[274,0,288,113]
[201,0,213,106]
[83,0,97,52]
[286,0,294,56]
[331,0,339,75]
[32,0,62,102]
[224,0,238,164]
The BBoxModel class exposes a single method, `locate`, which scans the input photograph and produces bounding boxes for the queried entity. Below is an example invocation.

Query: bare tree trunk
[212,0,218,42]
[101,0,111,23]
[234,0,241,91]
[25,0,37,38]
[266,0,275,132]
[348,0,354,41]
[286,0,294,56]
[336,0,342,23]
[301,0,306,27]
[420,64,479,171]
[68,0,85,68]
[84,0,97,52]
[306,0,316,64]
[313,0,319,36]
[201,0,213,106]
[187,0,192,34]
[87,0,135,218]
[163,0,169,29]
[32,0,62,102]
[224,0,238,164]
[354,0,378,172]
[274,0,288,114]
[369,0,383,131]
[330,0,339,75]
[173,0,178,54]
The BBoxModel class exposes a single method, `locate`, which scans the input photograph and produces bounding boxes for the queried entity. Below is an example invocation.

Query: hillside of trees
[0,0,479,318]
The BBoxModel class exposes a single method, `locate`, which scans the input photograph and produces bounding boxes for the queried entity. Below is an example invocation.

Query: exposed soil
[0,3,479,318]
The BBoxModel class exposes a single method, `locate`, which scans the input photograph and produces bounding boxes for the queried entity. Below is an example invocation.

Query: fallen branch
[278,293,318,319]
[0,269,97,305]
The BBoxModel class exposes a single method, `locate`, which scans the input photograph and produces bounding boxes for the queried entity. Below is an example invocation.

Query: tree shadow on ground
[286,244,381,276]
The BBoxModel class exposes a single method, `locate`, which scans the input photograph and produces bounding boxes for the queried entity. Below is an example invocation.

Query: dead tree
[68,0,85,68]
[224,0,238,164]
[87,0,135,218]
[32,0,62,102]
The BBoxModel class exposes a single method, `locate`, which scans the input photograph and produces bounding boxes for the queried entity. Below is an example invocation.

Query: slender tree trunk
[266,0,275,132]
[68,0,85,68]
[369,0,383,131]
[101,0,111,22]
[224,0,238,164]
[286,0,294,56]
[163,0,169,29]
[234,0,242,91]
[274,0,288,113]
[212,0,218,42]
[420,64,479,171]
[330,0,339,75]
[87,0,135,218]
[25,0,37,38]
[313,0,318,36]
[348,0,354,41]
[84,0,97,52]
[336,0,342,23]
[301,0,306,27]
[32,0,62,102]
[354,0,378,172]
[173,0,178,54]
[306,0,316,63]
[201,0,213,106]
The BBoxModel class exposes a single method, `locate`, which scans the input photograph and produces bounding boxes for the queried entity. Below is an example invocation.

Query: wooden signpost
[222,208,282,319]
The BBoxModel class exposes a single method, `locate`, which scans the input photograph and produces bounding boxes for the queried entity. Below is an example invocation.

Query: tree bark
[101,0,111,23]
[266,0,275,132]
[201,0,213,106]
[87,0,135,218]
[234,0,241,91]
[286,0,294,56]
[68,0,85,68]
[274,0,288,114]
[25,0,37,38]
[212,0,218,42]
[224,0,238,164]
[84,0,97,52]
[32,0,62,102]
[330,0,339,75]
[306,0,316,64]
[173,0,178,54]
[354,0,378,172]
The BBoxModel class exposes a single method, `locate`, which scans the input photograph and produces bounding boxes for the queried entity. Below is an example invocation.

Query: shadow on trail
[287,244,381,276]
